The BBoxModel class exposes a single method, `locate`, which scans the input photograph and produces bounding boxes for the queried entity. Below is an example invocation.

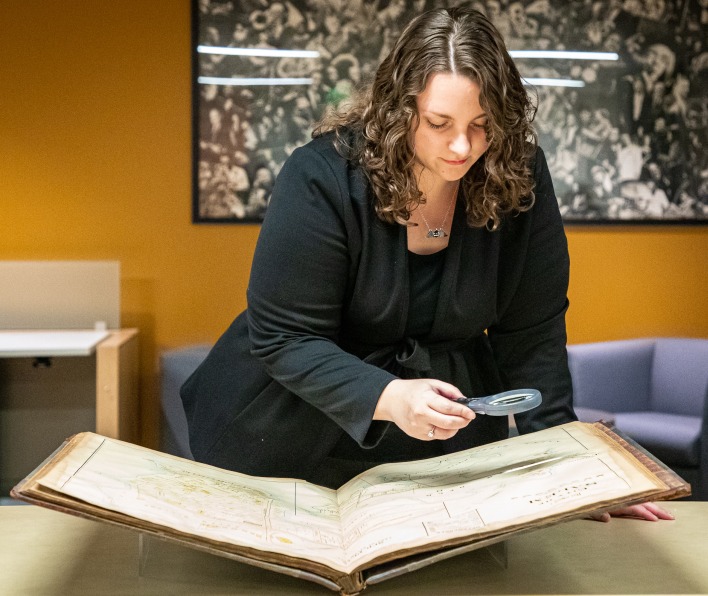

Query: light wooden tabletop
[3,501,707,595]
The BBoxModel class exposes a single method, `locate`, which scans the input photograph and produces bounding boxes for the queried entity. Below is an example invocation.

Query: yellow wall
[566,227,706,341]
[1,1,706,446]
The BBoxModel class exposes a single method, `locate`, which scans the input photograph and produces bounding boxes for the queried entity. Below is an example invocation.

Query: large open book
[12,422,689,595]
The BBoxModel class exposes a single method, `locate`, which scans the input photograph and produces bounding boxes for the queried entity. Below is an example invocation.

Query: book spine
[335,571,366,595]
[593,422,691,499]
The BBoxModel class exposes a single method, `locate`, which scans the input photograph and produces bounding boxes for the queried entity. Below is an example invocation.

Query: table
[0,330,110,357]
[0,328,139,440]
[0,329,139,494]
[2,502,706,595]
[0,328,138,441]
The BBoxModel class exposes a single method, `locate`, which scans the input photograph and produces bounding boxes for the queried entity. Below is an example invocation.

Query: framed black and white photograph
[191,0,707,224]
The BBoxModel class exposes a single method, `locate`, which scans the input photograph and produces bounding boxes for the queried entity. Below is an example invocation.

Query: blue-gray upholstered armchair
[159,344,212,460]
[568,338,708,500]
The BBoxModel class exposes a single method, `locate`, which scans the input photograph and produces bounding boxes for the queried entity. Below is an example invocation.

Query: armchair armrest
[160,344,212,459]
[700,387,708,499]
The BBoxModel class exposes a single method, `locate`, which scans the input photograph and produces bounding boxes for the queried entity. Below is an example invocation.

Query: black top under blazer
[181,133,576,482]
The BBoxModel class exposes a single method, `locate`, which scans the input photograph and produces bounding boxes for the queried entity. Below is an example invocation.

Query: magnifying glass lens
[457,389,542,415]
[490,393,533,405]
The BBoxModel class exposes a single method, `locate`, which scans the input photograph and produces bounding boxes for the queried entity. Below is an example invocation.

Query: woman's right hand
[373,378,475,441]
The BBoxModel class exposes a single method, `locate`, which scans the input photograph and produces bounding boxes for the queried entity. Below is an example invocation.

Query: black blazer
[181,133,576,481]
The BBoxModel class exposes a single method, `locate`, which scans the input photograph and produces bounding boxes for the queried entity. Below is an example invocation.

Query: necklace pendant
[427,228,447,238]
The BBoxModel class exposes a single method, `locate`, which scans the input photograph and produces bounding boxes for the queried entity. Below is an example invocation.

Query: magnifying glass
[454,388,541,416]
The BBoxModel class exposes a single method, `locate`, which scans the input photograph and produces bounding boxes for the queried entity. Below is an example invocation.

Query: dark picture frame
[191,0,707,225]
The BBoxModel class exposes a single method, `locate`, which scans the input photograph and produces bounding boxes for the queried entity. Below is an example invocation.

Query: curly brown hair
[313,6,538,230]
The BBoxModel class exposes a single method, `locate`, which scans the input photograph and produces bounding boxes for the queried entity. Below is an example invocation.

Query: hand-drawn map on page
[336,422,662,569]
[37,434,349,570]
[35,423,665,574]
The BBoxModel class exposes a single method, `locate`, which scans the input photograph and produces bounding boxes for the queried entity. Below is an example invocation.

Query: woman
[182,6,669,521]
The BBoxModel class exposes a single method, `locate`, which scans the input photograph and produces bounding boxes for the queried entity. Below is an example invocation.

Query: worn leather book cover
[11,421,690,595]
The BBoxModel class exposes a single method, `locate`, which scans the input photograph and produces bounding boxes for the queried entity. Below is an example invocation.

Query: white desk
[0,329,139,493]
[0,330,110,357]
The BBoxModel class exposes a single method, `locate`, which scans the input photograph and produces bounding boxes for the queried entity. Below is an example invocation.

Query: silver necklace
[419,186,458,238]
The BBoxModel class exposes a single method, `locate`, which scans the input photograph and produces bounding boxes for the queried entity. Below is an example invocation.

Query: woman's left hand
[588,501,675,522]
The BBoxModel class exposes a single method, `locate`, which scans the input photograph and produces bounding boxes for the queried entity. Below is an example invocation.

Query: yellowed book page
[36,434,348,571]
[336,422,665,570]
